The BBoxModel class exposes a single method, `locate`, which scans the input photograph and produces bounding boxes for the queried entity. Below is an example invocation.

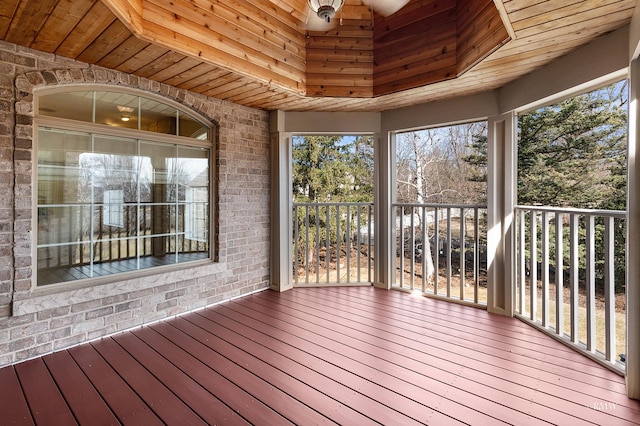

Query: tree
[293,135,374,203]
[517,83,627,208]
[463,80,628,288]
[292,135,374,270]
[395,123,488,282]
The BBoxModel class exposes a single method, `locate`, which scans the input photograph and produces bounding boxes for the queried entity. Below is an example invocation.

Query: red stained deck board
[111,331,251,426]
[200,303,520,425]
[253,289,640,424]
[43,350,120,425]
[2,286,640,425]
[68,343,165,425]
[332,288,628,391]
[269,288,625,392]
[13,358,77,425]
[164,316,380,426]
[182,310,429,425]
[195,306,474,425]
[135,323,328,425]
[342,286,621,379]
[0,366,34,425]
[271,288,624,390]
[89,337,207,426]
[221,295,572,425]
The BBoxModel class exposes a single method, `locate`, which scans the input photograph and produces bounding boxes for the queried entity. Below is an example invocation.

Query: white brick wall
[0,41,271,367]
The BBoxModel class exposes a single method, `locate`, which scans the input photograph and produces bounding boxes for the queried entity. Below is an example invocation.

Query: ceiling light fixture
[120,115,130,122]
[308,0,344,23]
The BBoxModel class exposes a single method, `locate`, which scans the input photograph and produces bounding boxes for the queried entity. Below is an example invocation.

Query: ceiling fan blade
[365,0,410,17]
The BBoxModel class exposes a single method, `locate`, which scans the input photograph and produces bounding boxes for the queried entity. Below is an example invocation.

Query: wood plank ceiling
[0,0,636,112]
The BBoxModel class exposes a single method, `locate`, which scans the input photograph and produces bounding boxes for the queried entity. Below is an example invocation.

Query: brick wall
[0,41,270,366]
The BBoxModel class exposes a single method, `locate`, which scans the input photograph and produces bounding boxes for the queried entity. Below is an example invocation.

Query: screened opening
[291,135,374,285]
[514,79,628,367]
[36,89,213,287]
[393,121,488,304]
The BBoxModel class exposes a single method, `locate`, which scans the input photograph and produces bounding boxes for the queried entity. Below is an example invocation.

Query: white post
[374,131,394,289]
[486,112,516,316]
[626,59,640,399]
[269,111,293,291]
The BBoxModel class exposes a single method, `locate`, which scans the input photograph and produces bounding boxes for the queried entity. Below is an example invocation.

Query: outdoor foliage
[292,135,374,203]
[465,80,629,290]
[292,136,374,270]
[396,123,488,205]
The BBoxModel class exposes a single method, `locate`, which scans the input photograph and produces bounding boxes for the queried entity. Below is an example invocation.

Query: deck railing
[515,205,626,371]
[293,202,374,285]
[392,203,488,306]
[38,204,207,269]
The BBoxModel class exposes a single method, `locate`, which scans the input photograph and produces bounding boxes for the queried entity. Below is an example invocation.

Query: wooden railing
[293,202,374,285]
[515,205,626,371]
[392,203,488,306]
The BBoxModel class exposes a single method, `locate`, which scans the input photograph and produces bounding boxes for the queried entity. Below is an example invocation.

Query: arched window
[35,88,213,287]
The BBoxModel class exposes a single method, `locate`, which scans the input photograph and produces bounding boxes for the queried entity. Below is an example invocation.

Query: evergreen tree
[463,80,628,289]
[517,83,627,208]
[292,135,373,202]
[463,81,627,209]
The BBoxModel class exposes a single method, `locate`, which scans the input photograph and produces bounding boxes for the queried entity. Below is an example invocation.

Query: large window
[36,89,212,287]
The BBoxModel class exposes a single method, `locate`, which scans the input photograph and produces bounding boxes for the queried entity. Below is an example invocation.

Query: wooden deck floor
[1,286,639,425]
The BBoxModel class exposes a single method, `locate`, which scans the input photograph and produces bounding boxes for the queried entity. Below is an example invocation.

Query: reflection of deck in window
[185,187,207,242]
[103,189,124,227]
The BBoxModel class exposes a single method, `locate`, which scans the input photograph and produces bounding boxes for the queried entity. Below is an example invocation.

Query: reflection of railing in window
[37,204,208,284]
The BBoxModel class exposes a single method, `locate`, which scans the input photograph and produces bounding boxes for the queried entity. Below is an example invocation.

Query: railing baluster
[555,212,564,337]
[336,204,341,282]
[434,207,439,296]
[519,210,525,314]
[293,205,299,284]
[586,214,596,352]
[356,205,361,284]
[446,207,452,298]
[541,211,549,328]
[570,213,579,344]
[316,204,320,284]
[326,205,330,283]
[604,216,615,362]
[459,207,465,301]
[529,211,537,322]
[474,207,479,304]
[398,206,404,289]
[421,206,427,293]
[305,205,310,284]
[346,205,351,284]
[409,207,415,291]
[367,204,372,282]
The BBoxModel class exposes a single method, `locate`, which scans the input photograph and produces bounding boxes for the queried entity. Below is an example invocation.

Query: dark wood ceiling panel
[30,0,97,53]
[116,44,173,74]
[76,19,132,64]
[54,1,118,58]
[97,35,151,70]
[0,0,21,40]
[4,0,56,46]
[0,0,634,112]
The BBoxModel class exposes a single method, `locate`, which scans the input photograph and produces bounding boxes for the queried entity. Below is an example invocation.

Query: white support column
[374,131,394,289]
[486,112,516,316]
[269,111,293,291]
[626,59,640,399]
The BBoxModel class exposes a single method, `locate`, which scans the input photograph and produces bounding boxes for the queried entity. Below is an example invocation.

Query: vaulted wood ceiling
[0,0,636,112]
